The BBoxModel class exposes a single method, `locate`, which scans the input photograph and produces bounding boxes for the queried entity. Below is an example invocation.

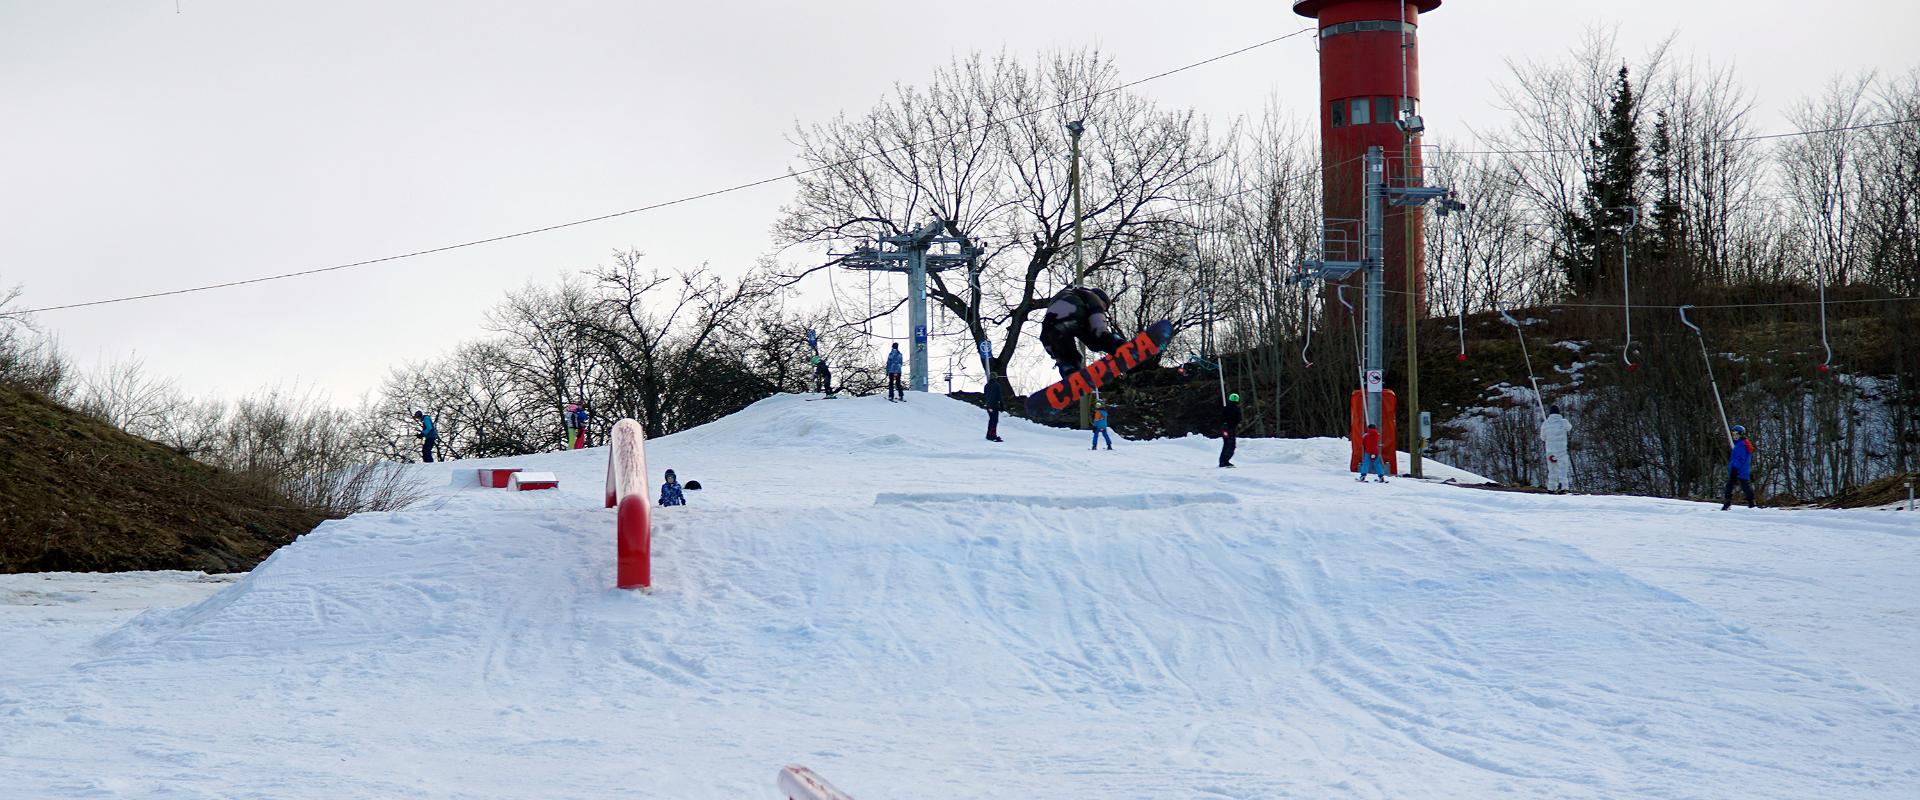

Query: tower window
[1375,97,1395,126]
[1321,20,1415,38]
[1331,100,1346,128]
[1350,98,1370,126]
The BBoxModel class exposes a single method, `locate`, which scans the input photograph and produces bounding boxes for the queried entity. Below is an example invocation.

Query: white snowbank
[1,393,1915,798]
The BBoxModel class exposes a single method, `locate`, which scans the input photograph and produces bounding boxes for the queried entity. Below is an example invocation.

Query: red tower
[1294,0,1439,313]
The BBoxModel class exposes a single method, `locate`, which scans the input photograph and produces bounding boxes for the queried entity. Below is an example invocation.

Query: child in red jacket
[1358,423,1388,483]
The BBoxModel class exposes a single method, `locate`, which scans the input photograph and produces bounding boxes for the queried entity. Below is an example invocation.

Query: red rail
[605,418,652,589]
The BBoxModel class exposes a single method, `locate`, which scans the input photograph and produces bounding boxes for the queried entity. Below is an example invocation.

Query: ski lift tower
[835,221,980,393]
[1291,145,1462,474]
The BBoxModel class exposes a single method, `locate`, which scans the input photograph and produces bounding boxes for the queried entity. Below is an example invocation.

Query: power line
[5,28,1318,319]
[1437,117,1920,157]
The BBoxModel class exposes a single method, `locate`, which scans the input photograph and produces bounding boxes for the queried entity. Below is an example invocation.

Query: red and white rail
[604,418,652,590]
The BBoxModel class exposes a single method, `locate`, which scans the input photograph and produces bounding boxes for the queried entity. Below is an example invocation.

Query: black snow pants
[422,435,439,464]
[1219,431,1237,467]
[1722,470,1754,509]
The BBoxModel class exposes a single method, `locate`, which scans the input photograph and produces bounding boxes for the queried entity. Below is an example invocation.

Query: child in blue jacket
[659,469,686,507]
[1091,400,1113,450]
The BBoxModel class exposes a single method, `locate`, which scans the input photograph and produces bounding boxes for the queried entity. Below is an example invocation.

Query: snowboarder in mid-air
[1039,286,1128,379]
[1540,405,1572,492]
[659,469,686,507]
[885,343,905,401]
[1721,425,1756,510]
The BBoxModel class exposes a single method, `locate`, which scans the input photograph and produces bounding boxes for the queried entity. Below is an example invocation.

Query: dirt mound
[0,384,332,573]
[1818,472,1916,509]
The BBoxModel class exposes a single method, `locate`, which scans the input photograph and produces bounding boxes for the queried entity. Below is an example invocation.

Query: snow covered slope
[3,394,1916,798]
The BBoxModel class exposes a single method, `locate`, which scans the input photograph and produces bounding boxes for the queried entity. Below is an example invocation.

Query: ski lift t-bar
[1497,304,1545,420]
[1678,305,1734,448]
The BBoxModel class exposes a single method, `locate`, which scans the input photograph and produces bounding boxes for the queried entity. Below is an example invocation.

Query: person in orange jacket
[1358,422,1388,483]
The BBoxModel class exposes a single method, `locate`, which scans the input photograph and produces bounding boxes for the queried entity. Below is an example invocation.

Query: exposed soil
[0,384,333,573]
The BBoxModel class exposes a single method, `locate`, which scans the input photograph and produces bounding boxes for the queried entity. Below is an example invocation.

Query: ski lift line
[1437,117,1920,157]
[847,151,1361,354]
[1378,286,1920,311]
[981,152,1366,250]
[4,28,1321,320]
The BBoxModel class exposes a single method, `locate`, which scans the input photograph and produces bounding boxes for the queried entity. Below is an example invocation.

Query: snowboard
[1024,320,1173,418]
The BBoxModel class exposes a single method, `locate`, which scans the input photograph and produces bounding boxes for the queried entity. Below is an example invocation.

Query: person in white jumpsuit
[1539,405,1573,492]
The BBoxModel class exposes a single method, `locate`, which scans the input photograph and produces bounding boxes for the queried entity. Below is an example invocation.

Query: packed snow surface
[3,394,1917,798]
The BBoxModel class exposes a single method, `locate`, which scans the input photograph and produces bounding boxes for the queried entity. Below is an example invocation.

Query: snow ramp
[2,393,1916,798]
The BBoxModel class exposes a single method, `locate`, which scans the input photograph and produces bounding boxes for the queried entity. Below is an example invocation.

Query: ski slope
[3,394,1917,798]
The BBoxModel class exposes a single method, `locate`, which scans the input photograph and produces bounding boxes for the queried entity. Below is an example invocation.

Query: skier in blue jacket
[1721,425,1756,510]
[885,343,906,402]
[659,469,686,507]
[412,409,438,463]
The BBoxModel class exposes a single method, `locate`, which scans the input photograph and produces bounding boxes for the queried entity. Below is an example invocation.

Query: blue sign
[975,339,994,374]
[914,325,927,344]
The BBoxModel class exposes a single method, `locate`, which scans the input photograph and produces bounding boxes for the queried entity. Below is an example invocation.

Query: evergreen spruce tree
[1561,66,1644,298]
[1648,109,1690,291]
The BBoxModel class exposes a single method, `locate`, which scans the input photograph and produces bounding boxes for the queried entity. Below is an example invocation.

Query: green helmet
[1228,393,1240,402]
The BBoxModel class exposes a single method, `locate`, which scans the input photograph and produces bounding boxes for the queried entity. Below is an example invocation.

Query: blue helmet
[1731,425,1746,435]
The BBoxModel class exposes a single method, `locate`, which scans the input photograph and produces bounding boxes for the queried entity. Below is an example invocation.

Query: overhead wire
[1435,117,1920,157]
[6,26,1322,319]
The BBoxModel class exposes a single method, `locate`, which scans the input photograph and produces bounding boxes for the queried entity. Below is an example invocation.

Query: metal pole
[1679,305,1733,449]
[1404,134,1423,479]
[908,245,929,392]
[1499,306,1544,420]
[1364,146,1385,429]
[1068,120,1090,430]
[1195,237,1226,406]
[1613,207,1639,369]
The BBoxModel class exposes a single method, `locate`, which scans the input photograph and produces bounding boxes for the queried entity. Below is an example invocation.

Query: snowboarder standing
[1540,405,1573,492]
[567,403,590,450]
[885,343,905,402]
[1038,286,1128,379]
[1721,425,1757,510]
[1219,393,1242,468]
[983,379,1005,442]
[413,409,438,463]
[813,355,834,397]
[1091,399,1114,450]
[659,468,686,507]
[1358,422,1387,483]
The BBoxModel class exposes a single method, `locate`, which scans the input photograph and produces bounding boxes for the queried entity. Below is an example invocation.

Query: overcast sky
[1,0,1912,402]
